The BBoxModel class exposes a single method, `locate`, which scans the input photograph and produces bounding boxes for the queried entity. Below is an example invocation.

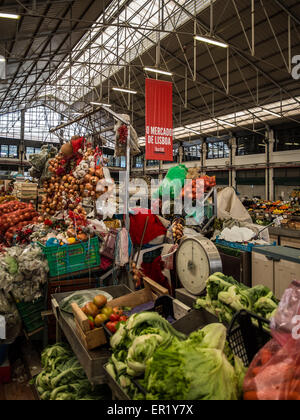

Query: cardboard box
[72,277,168,351]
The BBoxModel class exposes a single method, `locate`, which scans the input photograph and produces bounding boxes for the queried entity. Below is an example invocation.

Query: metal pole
[20,109,25,175]
[251,0,255,56]
[125,126,130,231]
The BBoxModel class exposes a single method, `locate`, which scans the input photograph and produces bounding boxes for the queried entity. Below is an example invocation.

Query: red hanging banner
[145,78,173,162]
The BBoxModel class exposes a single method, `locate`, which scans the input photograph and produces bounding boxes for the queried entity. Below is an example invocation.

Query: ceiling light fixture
[184,127,202,135]
[261,108,281,118]
[90,101,112,107]
[112,87,137,94]
[0,12,20,19]
[214,119,236,127]
[194,35,228,49]
[144,67,173,76]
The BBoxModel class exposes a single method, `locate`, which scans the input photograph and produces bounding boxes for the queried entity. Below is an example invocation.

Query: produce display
[106,312,246,400]
[41,139,108,219]
[171,218,184,243]
[33,343,111,400]
[0,244,49,303]
[80,296,128,334]
[0,195,15,204]
[246,199,300,227]
[185,167,216,194]
[0,201,39,245]
[195,273,279,324]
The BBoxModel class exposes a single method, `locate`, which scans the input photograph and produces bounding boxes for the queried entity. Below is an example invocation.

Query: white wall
[236,185,266,199]
[275,185,298,200]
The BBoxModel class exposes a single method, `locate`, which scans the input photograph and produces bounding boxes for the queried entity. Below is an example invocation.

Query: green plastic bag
[153,164,188,200]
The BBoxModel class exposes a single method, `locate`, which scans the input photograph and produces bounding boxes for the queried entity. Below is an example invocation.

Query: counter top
[269,227,300,239]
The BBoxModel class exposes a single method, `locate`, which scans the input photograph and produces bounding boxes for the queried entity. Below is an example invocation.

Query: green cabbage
[195,273,278,324]
[142,324,246,400]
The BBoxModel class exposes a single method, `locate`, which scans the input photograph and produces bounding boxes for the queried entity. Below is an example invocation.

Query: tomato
[119,316,128,322]
[106,321,117,334]
[110,313,120,322]
[112,307,123,316]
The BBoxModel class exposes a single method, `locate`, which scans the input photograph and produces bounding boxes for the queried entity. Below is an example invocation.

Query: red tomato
[119,316,128,322]
[110,314,120,322]
[112,307,123,316]
[106,321,117,333]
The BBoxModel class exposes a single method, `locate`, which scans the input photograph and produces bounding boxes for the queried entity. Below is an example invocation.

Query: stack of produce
[186,168,216,192]
[195,273,279,324]
[180,179,204,200]
[0,201,39,245]
[33,343,110,400]
[13,182,38,200]
[171,218,184,243]
[0,244,49,303]
[247,199,298,226]
[0,195,15,204]
[78,295,128,334]
[107,312,246,400]
[41,140,108,219]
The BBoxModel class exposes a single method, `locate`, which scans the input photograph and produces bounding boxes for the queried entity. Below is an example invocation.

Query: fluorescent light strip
[184,127,202,135]
[194,35,228,49]
[214,119,236,127]
[0,57,5,63]
[112,87,137,94]
[144,67,173,76]
[0,12,20,19]
[90,101,112,107]
[261,108,281,117]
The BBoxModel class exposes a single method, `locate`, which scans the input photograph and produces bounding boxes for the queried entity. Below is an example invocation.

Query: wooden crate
[72,277,168,351]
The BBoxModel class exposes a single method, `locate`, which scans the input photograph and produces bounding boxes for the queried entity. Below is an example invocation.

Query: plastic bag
[153,164,188,200]
[243,280,300,400]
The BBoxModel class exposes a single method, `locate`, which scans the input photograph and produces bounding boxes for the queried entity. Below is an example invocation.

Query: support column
[20,109,25,175]
[159,160,163,179]
[265,127,274,201]
[268,129,275,201]
[178,145,183,164]
[201,140,207,176]
[229,137,237,190]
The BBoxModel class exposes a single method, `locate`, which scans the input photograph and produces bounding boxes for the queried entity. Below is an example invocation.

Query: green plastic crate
[39,237,101,278]
[15,298,45,333]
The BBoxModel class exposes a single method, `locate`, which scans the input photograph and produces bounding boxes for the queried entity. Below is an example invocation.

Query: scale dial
[176,235,222,295]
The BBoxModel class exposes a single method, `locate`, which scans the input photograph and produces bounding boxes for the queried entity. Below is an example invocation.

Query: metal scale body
[176,234,222,295]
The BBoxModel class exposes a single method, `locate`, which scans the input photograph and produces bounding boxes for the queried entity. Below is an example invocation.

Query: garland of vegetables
[41,138,107,218]
[36,137,114,243]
